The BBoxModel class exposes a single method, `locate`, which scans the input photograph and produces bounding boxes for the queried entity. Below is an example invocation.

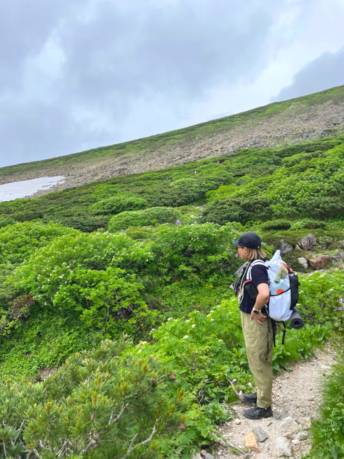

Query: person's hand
[250,310,268,325]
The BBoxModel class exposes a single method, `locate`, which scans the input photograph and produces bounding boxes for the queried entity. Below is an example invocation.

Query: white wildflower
[183,335,189,339]
[192,324,196,328]
[167,318,174,321]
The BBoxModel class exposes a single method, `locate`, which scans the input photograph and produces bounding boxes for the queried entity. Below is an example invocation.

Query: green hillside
[1,84,344,192]
[0,96,343,456]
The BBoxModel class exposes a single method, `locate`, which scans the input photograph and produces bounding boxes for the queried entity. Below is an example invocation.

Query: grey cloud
[0,0,298,167]
[273,47,344,102]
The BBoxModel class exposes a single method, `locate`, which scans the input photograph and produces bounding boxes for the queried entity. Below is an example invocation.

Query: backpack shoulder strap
[247,259,267,280]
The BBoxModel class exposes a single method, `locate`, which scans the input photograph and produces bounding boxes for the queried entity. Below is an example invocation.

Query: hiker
[233,232,273,419]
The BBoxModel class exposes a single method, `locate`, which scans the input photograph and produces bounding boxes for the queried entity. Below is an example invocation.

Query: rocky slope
[1,85,344,197]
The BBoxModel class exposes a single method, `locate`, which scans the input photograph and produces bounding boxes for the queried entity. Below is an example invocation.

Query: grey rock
[295,430,308,441]
[299,417,311,429]
[175,219,183,226]
[297,257,308,270]
[292,439,300,445]
[280,239,293,255]
[191,454,202,459]
[275,437,293,457]
[253,425,268,442]
[299,234,317,250]
[205,454,214,459]
[120,230,126,234]
[330,252,344,264]
[280,416,299,434]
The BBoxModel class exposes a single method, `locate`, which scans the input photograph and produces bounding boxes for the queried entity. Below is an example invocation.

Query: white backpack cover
[247,250,293,322]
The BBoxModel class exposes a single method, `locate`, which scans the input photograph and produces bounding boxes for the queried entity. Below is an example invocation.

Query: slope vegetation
[0,89,342,458]
[1,85,344,196]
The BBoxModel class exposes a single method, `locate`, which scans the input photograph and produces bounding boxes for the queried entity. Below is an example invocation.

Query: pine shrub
[108,207,182,232]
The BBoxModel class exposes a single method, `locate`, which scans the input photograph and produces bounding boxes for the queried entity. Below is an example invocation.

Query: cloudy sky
[1,0,344,168]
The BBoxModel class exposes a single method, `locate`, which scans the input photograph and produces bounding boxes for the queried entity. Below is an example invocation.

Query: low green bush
[201,196,273,225]
[10,232,157,338]
[108,207,182,232]
[153,223,242,280]
[290,219,327,230]
[0,221,80,264]
[90,196,148,215]
[0,217,15,229]
[260,219,291,231]
[0,338,190,458]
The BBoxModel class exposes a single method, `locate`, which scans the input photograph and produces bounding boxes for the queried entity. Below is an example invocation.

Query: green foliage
[10,232,156,338]
[0,221,80,265]
[260,219,291,231]
[90,196,148,215]
[108,207,182,232]
[290,219,327,230]
[0,338,190,458]
[0,217,15,229]
[310,360,344,458]
[0,98,343,457]
[295,271,344,326]
[203,140,344,225]
[201,196,273,224]
[153,223,242,280]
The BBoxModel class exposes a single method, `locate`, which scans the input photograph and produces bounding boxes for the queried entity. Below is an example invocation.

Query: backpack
[246,250,300,322]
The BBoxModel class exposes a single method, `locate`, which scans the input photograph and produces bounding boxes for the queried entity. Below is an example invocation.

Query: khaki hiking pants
[241,311,274,409]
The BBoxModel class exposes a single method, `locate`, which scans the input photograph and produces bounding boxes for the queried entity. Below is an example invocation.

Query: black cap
[232,232,262,249]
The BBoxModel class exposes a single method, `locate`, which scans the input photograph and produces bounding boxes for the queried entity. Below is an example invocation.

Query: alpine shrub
[0,221,80,264]
[108,207,182,232]
[90,196,148,215]
[0,337,189,458]
[0,217,15,229]
[260,220,291,231]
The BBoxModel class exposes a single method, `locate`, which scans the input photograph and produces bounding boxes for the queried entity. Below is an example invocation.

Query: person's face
[236,246,248,260]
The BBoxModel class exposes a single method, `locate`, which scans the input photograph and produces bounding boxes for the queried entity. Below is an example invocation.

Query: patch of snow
[0,176,65,202]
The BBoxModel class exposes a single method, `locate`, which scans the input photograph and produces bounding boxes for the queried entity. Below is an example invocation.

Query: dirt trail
[212,346,335,458]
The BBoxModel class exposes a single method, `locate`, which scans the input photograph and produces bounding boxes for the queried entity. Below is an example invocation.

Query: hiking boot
[242,405,273,420]
[241,392,257,405]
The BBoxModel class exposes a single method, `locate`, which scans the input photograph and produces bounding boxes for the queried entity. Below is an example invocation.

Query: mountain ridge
[2,84,344,197]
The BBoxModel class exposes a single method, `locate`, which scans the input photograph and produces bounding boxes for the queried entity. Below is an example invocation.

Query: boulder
[295,430,308,441]
[299,234,317,250]
[175,219,183,226]
[253,425,268,442]
[245,433,260,452]
[275,437,293,457]
[280,239,293,255]
[280,416,299,434]
[309,255,331,270]
[295,244,302,251]
[205,454,214,459]
[297,257,308,270]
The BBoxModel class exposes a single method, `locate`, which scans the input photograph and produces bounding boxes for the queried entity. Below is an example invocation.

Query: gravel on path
[212,346,335,459]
